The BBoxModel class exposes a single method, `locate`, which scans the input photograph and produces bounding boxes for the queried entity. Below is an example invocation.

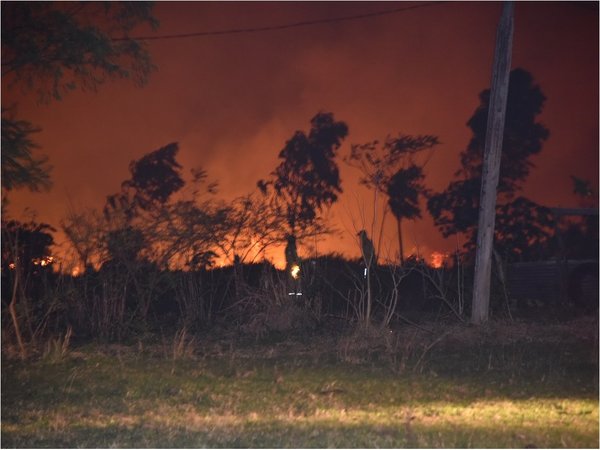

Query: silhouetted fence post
[471,1,514,325]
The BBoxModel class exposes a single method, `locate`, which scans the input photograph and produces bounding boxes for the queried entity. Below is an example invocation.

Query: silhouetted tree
[428,68,552,260]
[387,165,426,264]
[2,219,55,311]
[105,226,146,267]
[96,143,231,272]
[61,208,104,273]
[346,134,438,264]
[493,197,554,260]
[358,229,376,270]
[1,2,157,201]
[548,176,599,261]
[1,2,157,102]
[105,142,185,220]
[217,193,285,265]
[100,143,190,323]
[164,193,229,270]
[1,219,56,358]
[458,69,549,195]
[125,143,186,207]
[1,110,51,194]
[259,112,348,244]
[61,145,215,336]
[1,220,55,276]
[427,177,480,240]
[570,175,595,204]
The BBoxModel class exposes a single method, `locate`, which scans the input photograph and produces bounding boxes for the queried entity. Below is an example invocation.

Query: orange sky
[3,2,599,268]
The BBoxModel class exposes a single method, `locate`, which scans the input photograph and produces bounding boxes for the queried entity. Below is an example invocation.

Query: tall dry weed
[42,326,73,362]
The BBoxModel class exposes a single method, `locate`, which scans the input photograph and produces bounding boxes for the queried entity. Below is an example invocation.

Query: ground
[1,318,598,448]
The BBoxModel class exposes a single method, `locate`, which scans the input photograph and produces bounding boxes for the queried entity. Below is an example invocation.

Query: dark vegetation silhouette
[258,112,348,239]
[1,2,157,208]
[258,112,348,292]
[358,230,376,270]
[427,68,554,261]
[1,5,597,443]
[556,176,598,261]
[1,80,597,357]
[387,165,427,262]
[345,134,439,265]
[1,2,156,102]
[1,220,57,357]
[1,113,52,194]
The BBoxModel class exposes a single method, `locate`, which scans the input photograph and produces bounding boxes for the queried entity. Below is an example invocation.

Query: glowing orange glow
[71,267,81,277]
[290,264,300,279]
[40,256,54,266]
[214,255,227,268]
[1,3,596,273]
[8,262,16,270]
[31,256,55,267]
[430,252,448,269]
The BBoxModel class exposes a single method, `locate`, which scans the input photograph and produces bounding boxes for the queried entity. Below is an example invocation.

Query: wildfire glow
[430,252,448,269]
[290,264,300,279]
[32,256,55,267]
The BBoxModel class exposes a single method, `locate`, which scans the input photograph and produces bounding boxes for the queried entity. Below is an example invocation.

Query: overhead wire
[112,1,447,42]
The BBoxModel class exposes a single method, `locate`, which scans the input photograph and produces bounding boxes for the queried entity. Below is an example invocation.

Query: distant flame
[41,256,54,266]
[430,252,447,269]
[290,264,300,279]
[8,262,16,270]
[32,256,54,267]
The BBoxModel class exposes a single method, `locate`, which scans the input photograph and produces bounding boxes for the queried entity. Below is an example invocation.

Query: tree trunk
[9,268,27,360]
[377,205,389,263]
[365,268,372,328]
[397,217,405,266]
[471,1,514,325]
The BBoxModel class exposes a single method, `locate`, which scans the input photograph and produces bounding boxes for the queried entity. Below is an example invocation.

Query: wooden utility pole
[471,1,514,325]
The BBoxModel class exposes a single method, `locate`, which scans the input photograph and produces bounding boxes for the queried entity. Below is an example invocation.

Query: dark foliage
[427,177,480,238]
[123,142,184,208]
[106,142,185,217]
[570,175,595,199]
[1,220,55,275]
[1,110,51,193]
[346,133,439,264]
[1,2,157,200]
[2,247,596,346]
[260,112,348,235]
[347,134,438,192]
[551,215,599,261]
[427,68,552,259]
[493,197,554,261]
[105,226,146,265]
[1,220,58,338]
[387,165,426,221]
[457,68,549,195]
[1,1,157,102]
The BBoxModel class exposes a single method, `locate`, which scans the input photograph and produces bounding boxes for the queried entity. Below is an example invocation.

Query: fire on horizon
[2,2,598,270]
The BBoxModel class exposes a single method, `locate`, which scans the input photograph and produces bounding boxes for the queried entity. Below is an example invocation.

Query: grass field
[2,318,598,448]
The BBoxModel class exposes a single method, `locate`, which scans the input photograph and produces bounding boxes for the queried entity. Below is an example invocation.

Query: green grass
[2,320,598,448]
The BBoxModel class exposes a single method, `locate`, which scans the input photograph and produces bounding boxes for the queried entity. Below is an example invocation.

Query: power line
[112,2,447,42]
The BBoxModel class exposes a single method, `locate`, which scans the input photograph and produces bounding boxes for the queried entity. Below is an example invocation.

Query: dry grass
[2,319,598,448]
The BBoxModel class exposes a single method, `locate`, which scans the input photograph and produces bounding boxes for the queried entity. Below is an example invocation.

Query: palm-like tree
[387,165,425,265]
